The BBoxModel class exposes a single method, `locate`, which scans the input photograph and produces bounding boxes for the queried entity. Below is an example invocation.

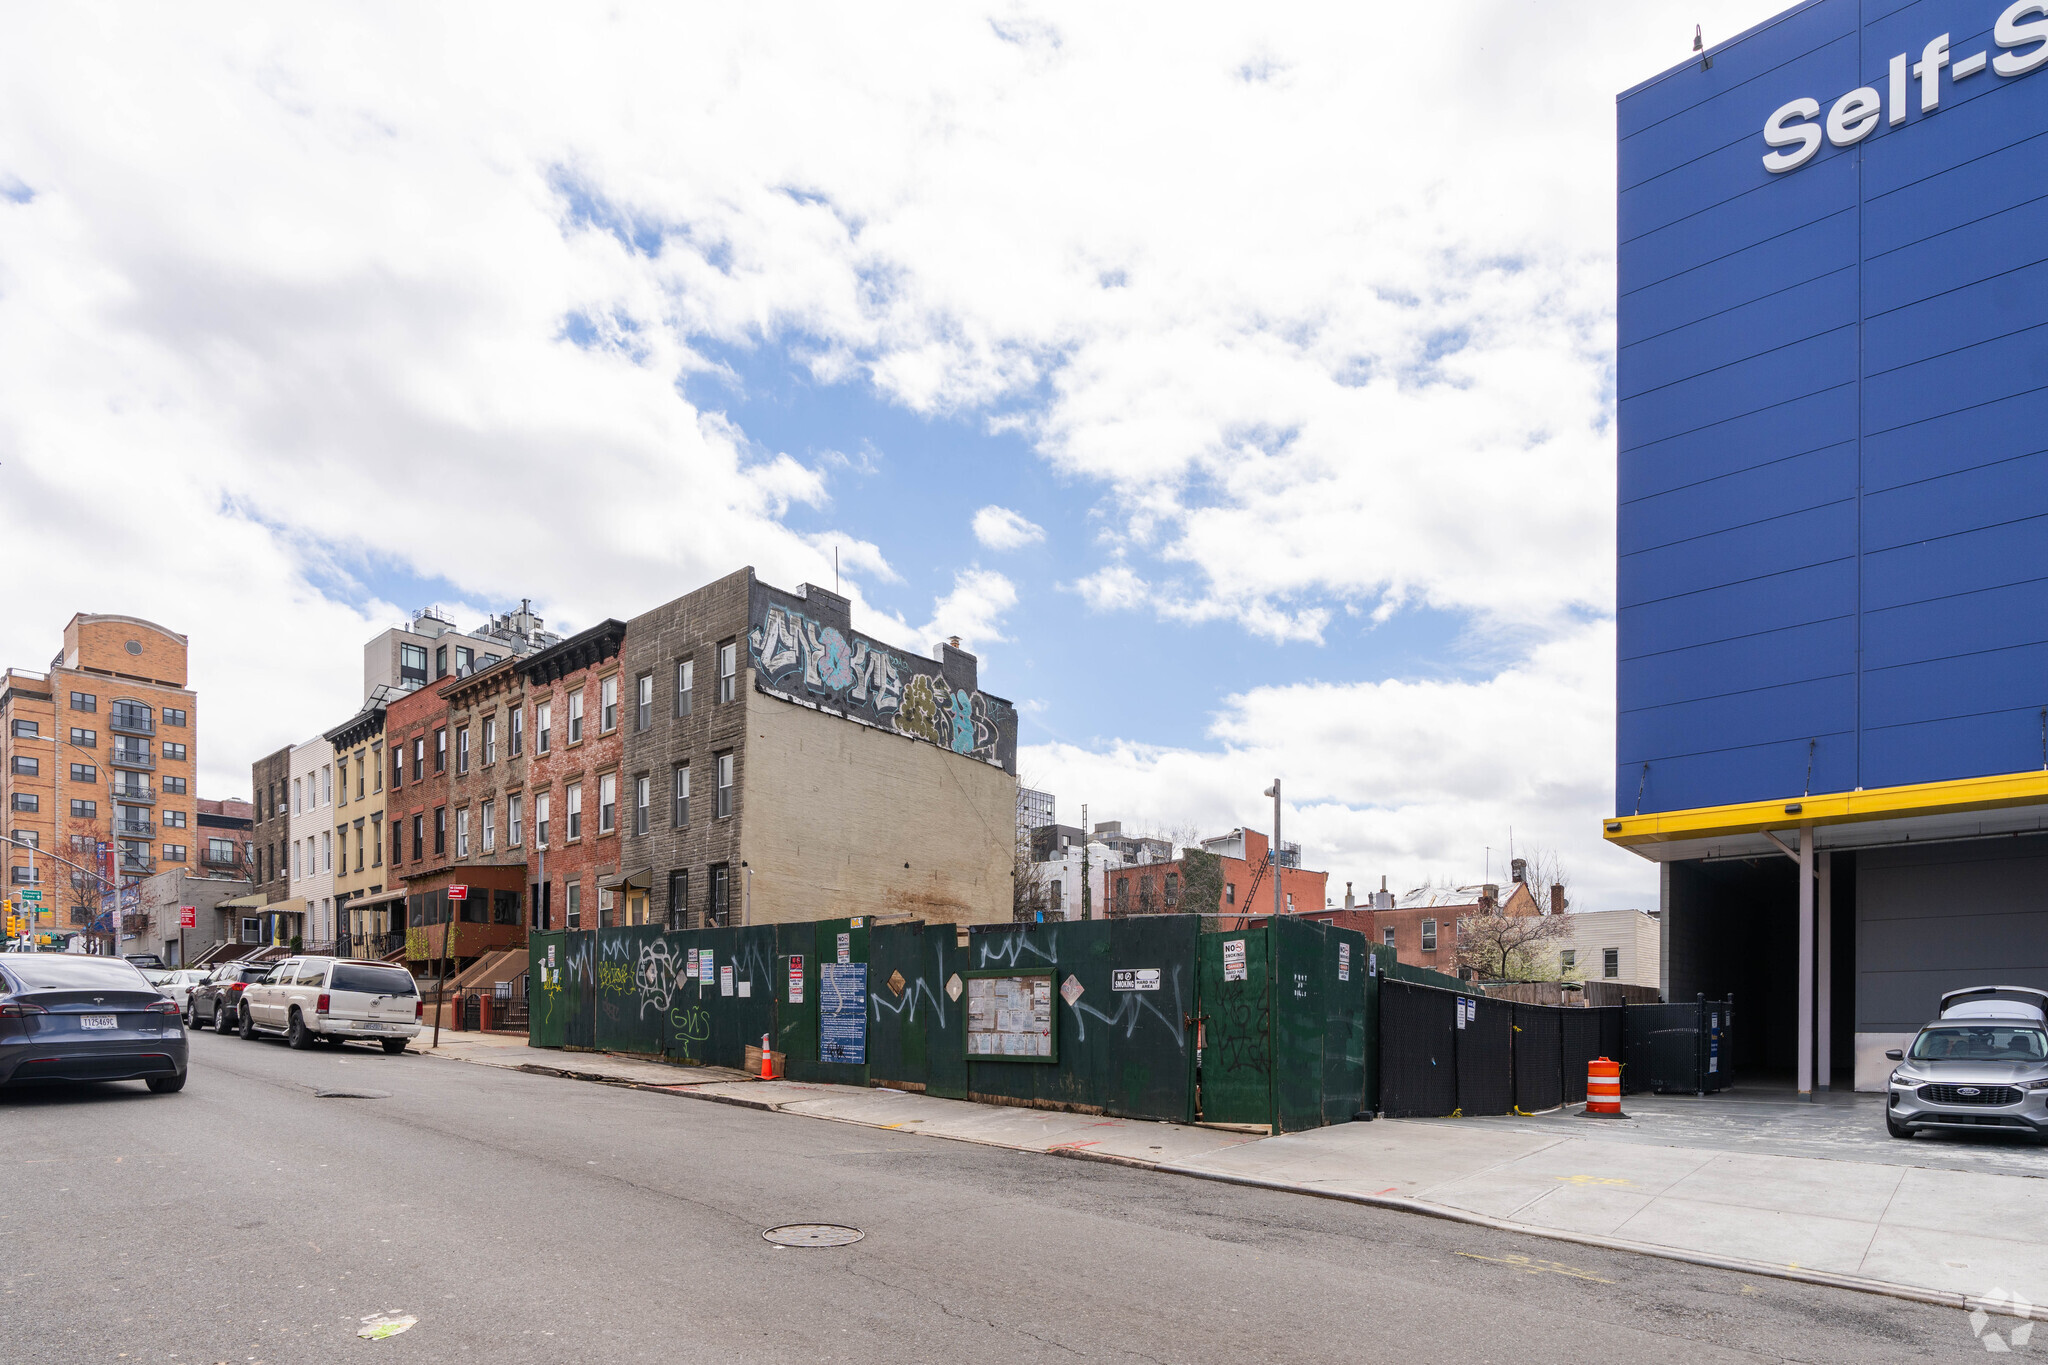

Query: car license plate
[80,1015,117,1030]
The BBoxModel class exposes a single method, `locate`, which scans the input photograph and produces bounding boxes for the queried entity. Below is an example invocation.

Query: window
[389,819,401,866]
[9,830,34,850]
[508,795,523,847]
[1163,872,1180,908]
[62,798,91,822]
[322,765,332,804]
[715,752,733,818]
[354,823,366,872]
[162,809,186,829]
[1115,876,1130,913]
[1561,949,1576,972]
[10,865,36,885]
[599,885,616,929]
[293,777,302,813]
[1050,881,1063,912]
[671,764,689,827]
[321,830,333,872]
[457,808,470,858]
[456,726,470,775]
[411,813,424,861]
[11,720,36,739]
[636,674,652,731]
[565,879,582,930]
[412,737,424,781]
[510,705,524,756]
[482,716,496,766]
[163,742,187,762]
[601,675,618,732]
[1225,882,1236,905]
[162,844,187,862]
[568,689,584,744]
[435,644,447,678]
[434,728,446,773]
[1420,919,1438,952]
[355,754,365,798]
[560,781,582,839]
[373,744,383,792]
[667,870,690,931]
[400,643,427,683]
[69,727,95,748]
[371,815,383,867]
[632,774,649,835]
[70,692,95,712]
[1603,947,1620,979]
[69,763,95,783]
[336,767,347,808]
[433,807,446,855]
[535,792,550,848]
[456,645,473,674]
[12,756,37,776]
[163,708,187,728]
[717,639,737,703]
[11,794,36,812]
[598,773,616,834]
[163,776,186,795]
[709,864,730,926]
[676,659,694,716]
[481,799,495,852]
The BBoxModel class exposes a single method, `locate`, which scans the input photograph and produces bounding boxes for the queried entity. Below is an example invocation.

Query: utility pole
[1262,780,1283,920]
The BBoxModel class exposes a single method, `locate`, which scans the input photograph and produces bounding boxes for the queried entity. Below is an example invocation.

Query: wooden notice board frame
[961,967,1059,1065]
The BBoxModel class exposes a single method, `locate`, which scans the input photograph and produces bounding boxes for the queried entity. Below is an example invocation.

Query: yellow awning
[1605,768,2048,847]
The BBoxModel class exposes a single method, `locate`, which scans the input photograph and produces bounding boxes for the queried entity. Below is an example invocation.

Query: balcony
[108,708,155,737]
[110,784,154,805]
[119,856,155,876]
[114,820,154,839]
[200,849,242,871]
[110,748,155,772]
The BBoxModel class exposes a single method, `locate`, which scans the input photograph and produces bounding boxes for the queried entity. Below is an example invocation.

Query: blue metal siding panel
[1621,441,1856,556]
[1619,384,1856,503]
[1617,0,2048,814]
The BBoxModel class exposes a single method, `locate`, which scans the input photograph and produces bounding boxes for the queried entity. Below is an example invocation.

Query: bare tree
[1457,847,1575,980]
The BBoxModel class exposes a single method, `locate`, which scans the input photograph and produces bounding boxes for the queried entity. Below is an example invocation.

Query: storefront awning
[217,893,269,910]
[599,867,652,892]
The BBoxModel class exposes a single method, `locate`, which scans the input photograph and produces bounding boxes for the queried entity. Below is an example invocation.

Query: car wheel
[146,1072,186,1094]
[182,1004,196,1029]
[287,1009,313,1050]
[1886,1114,1914,1139]
[380,1038,408,1055]
[215,1003,237,1034]
[238,1005,258,1041]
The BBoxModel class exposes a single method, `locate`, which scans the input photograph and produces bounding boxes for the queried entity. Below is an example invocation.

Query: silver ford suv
[1887,987,2048,1141]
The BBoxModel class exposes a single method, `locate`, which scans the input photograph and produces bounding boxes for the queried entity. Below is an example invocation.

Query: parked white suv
[237,956,422,1053]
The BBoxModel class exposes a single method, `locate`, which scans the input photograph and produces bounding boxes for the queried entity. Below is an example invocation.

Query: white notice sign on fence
[1223,939,1247,982]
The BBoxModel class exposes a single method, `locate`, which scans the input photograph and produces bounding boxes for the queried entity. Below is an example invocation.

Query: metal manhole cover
[762,1223,864,1248]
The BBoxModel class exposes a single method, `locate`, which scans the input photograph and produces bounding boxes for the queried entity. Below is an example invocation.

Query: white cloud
[971,505,1046,551]
[920,570,1019,655]
[1022,620,1652,911]
[0,2,1779,880]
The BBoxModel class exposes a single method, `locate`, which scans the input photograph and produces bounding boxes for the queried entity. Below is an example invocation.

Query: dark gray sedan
[0,953,188,1092]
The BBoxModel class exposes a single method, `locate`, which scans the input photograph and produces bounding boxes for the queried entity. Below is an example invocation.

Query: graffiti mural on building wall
[747,597,1017,772]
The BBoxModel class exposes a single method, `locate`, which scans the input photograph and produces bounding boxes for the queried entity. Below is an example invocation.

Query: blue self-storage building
[1607,0,2048,1094]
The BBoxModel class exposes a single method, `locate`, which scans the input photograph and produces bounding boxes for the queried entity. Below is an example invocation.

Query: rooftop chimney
[1375,875,1394,911]
[1550,883,1566,915]
[1343,881,1355,911]
[1510,857,1528,884]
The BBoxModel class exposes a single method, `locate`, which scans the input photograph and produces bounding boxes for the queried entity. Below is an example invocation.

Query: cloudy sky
[0,1,1789,911]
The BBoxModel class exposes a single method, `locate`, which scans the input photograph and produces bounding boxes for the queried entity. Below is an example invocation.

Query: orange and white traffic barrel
[1584,1056,1626,1118]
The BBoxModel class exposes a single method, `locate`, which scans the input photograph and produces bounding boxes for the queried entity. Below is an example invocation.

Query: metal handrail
[109,710,155,736]
[110,749,155,771]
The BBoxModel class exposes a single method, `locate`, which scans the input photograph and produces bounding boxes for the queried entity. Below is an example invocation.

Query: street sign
[180,905,197,928]
[447,885,468,901]
[17,889,41,902]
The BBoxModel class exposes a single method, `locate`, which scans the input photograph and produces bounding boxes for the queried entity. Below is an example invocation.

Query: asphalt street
[0,1028,1999,1363]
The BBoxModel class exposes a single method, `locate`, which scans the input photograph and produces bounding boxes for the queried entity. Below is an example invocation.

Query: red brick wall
[521,648,624,931]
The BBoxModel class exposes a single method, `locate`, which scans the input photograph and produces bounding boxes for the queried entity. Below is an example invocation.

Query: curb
[440,1048,2014,1317]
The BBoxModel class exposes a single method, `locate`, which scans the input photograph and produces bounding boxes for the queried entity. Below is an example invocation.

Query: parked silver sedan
[1888,987,2048,1141]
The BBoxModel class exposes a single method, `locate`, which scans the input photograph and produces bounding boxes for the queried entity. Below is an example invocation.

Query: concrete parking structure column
[1798,826,1813,1099]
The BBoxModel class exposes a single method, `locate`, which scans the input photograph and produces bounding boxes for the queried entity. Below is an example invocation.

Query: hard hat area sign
[1111,968,1160,992]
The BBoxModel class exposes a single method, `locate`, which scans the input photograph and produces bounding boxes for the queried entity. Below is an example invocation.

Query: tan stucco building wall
[738,697,1013,926]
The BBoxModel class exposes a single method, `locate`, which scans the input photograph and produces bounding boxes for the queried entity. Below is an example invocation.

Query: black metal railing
[119,858,154,876]
[115,821,154,838]
[109,709,155,736]
[110,748,155,771]
[110,785,154,804]
[200,850,241,870]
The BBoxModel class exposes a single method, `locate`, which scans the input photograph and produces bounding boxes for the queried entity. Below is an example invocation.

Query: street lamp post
[1262,779,1283,921]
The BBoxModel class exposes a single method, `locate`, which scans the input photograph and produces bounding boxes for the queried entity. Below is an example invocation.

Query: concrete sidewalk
[422,1035,2048,1312]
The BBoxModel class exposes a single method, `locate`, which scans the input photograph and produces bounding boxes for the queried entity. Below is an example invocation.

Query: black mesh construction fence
[1381,980,1630,1117]
[1377,979,1457,1118]
[1456,995,1515,1115]
[1510,1004,1563,1113]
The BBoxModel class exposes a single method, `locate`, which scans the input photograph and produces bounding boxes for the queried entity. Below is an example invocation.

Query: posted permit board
[965,973,1054,1061]
[820,962,868,1065]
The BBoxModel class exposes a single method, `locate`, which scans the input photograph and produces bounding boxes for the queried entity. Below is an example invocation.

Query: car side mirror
[1886,1049,1904,1061]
